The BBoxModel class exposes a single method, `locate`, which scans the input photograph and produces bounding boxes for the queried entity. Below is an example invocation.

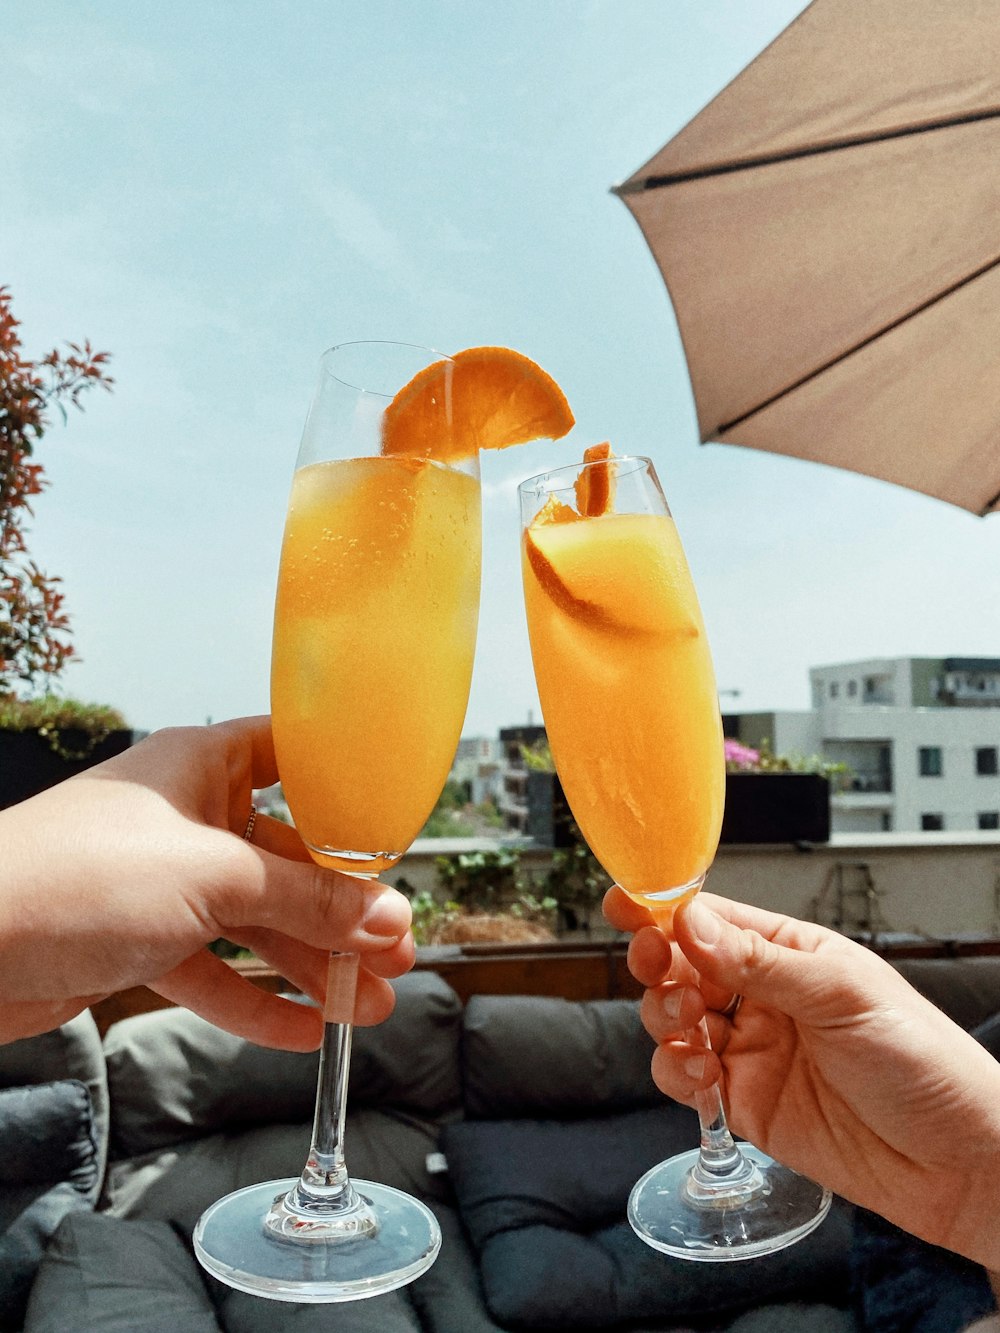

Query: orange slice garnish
[534,494,578,526]
[524,524,631,633]
[524,513,700,639]
[574,442,616,516]
[381,346,575,461]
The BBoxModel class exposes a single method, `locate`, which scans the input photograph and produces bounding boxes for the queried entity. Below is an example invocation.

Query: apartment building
[449,735,505,808]
[726,657,1000,835]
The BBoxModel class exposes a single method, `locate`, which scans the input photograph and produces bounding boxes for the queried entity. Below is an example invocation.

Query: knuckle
[739,927,777,978]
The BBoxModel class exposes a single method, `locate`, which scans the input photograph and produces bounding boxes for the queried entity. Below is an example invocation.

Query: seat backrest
[103,970,464,1160]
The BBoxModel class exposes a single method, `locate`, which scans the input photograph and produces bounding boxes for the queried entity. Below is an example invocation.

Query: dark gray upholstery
[461,994,660,1118]
[447,994,853,1330]
[213,1288,424,1333]
[893,956,1000,1032]
[23,1215,222,1333]
[104,970,463,1159]
[0,1080,100,1331]
[0,1010,109,1190]
[100,971,463,1235]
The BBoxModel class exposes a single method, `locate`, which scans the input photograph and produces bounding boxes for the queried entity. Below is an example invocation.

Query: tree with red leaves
[0,286,113,696]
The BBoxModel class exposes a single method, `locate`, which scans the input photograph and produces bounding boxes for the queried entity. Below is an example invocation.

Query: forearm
[934,1129,1000,1276]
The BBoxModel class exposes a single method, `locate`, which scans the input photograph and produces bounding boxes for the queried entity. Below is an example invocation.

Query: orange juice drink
[522,499,724,911]
[272,454,481,872]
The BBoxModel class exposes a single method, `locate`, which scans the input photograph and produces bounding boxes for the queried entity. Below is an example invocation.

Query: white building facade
[727,657,1000,835]
[449,735,505,808]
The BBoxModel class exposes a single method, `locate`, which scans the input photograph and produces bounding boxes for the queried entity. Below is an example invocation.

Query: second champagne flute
[194,342,481,1301]
[519,452,831,1260]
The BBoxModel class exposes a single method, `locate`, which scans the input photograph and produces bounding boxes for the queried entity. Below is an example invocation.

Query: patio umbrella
[613,0,1000,516]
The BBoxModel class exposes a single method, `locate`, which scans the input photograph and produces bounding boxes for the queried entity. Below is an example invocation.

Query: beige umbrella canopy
[614,0,1000,516]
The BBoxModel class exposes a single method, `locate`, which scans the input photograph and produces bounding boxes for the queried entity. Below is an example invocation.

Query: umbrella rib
[614,106,1000,192]
[714,250,1000,443]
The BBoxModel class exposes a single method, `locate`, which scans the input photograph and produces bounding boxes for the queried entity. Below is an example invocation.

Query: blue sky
[5,1,997,738]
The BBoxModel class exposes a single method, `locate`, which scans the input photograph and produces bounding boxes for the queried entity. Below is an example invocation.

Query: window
[978,812,1000,830]
[920,813,944,831]
[975,747,999,777]
[918,746,943,777]
[847,679,857,697]
[829,682,839,699]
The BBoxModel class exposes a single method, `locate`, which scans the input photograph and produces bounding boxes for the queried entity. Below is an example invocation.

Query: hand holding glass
[194,343,481,1300]
[519,454,831,1260]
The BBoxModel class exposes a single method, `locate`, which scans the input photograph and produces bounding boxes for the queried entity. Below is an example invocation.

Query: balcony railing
[845,771,893,794]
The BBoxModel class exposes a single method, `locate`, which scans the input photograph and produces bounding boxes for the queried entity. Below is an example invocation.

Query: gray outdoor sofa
[3,957,1000,1333]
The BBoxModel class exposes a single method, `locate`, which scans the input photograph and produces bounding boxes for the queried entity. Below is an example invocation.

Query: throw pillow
[443,1111,851,1330]
[0,1079,99,1332]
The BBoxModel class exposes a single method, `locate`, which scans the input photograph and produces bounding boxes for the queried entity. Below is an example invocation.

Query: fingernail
[363,889,409,939]
[686,898,721,945]
[684,1054,707,1080]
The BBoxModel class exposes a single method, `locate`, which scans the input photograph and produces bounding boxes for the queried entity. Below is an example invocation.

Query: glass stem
[692,1016,744,1175]
[290,952,361,1215]
[685,1012,762,1199]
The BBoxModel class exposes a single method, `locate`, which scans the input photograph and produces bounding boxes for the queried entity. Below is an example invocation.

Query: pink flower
[724,738,760,771]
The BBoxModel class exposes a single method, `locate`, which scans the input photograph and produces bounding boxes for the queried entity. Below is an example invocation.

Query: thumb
[226,844,413,952]
[674,896,837,1023]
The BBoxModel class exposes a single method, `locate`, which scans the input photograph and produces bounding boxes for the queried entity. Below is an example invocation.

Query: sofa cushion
[407,1202,512,1333]
[105,971,463,1158]
[23,1214,222,1333]
[0,1010,109,1193]
[0,1080,99,1332]
[23,1211,426,1333]
[723,1305,857,1333]
[893,957,1000,1032]
[461,994,660,1118]
[444,1108,696,1239]
[103,1108,447,1233]
[442,1112,852,1329]
[214,1280,425,1333]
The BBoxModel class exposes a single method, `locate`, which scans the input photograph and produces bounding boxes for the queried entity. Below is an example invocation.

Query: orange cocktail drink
[521,451,833,1264]
[195,342,576,1304]
[272,454,481,872]
[270,342,572,876]
[521,454,724,915]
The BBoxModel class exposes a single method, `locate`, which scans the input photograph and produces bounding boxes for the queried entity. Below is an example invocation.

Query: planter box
[526,770,577,848]
[721,771,830,845]
[525,769,830,850]
[0,729,136,810]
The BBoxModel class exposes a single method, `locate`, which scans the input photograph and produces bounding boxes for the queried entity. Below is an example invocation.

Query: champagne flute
[194,342,481,1300]
[519,453,831,1260]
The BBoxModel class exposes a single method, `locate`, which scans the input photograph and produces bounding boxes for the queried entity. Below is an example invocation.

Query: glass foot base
[628,1146,832,1262]
[193,1178,441,1302]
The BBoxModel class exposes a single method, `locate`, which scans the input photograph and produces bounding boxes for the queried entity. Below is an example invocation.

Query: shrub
[0,694,128,760]
[0,286,113,696]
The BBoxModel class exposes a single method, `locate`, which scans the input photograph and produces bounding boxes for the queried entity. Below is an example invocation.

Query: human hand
[0,717,414,1048]
[604,886,1000,1274]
